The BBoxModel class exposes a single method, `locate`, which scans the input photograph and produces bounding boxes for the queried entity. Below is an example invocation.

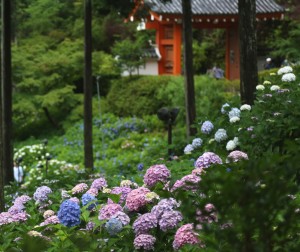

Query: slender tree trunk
[0,55,3,212]
[238,0,258,105]
[1,0,14,184]
[182,0,197,138]
[84,0,94,170]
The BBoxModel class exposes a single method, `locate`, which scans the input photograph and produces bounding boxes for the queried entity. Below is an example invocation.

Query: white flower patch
[263,80,271,85]
[282,73,296,82]
[277,66,293,75]
[226,140,237,151]
[256,85,265,91]
[240,104,251,111]
[270,85,280,91]
[229,116,240,123]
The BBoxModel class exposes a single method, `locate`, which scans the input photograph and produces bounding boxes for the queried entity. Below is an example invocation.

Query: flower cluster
[226,150,249,163]
[57,200,81,227]
[125,187,151,212]
[214,129,228,142]
[71,183,88,195]
[151,198,180,219]
[90,177,108,190]
[184,144,194,154]
[194,152,222,169]
[171,174,201,192]
[159,210,183,232]
[110,186,132,204]
[192,138,203,148]
[143,164,171,188]
[133,213,157,235]
[105,218,123,236]
[201,121,214,134]
[173,224,201,250]
[81,193,97,210]
[111,211,130,226]
[134,234,156,251]
[98,203,123,220]
[33,186,52,203]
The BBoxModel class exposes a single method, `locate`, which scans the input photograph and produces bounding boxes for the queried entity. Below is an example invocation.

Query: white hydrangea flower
[270,85,280,91]
[229,116,240,123]
[233,137,239,145]
[240,104,251,111]
[215,129,228,142]
[256,85,265,91]
[228,108,241,119]
[282,73,296,82]
[184,144,194,154]
[226,140,237,151]
[277,66,293,75]
[263,80,271,85]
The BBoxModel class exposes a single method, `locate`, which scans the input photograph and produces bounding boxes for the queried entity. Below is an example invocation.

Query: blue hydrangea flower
[137,163,144,171]
[228,108,241,119]
[184,144,194,154]
[192,138,203,148]
[201,121,214,134]
[105,218,123,236]
[81,193,97,210]
[214,129,228,142]
[57,200,81,227]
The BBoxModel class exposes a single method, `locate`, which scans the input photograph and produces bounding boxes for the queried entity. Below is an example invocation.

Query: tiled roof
[144,0,284,15]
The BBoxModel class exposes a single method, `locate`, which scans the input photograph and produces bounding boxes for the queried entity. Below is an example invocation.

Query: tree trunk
[84,0,94,170]
[182,0,197,138]
[1,0,14,185]
[238,0,258,105]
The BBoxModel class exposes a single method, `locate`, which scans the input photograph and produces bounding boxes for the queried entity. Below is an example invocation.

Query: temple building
[127,0,285,80]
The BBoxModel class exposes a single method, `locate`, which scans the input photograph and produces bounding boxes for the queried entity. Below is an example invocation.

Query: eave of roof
[144,0,285,16]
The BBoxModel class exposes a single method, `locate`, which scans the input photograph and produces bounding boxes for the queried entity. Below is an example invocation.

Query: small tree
[112,38,145,76]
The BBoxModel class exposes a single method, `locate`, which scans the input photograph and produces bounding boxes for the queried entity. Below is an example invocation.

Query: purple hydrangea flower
[134,234,156,251]
[171,174,201,192]
[8,204,25,214]
[99,203,123,221]
[143,164,171,188]
[159,210,183,231]
[151,198,180,219]
[105,218,123,236]
[194,152,223,169]
[40,215,60,226]
[111,211,130,226]
[110,186,132,204]
[133,213,158,235]
[90,178,108,190]
[14,195,31,205]
[57,200,81,227]
[137,163,144,171]
[192,138,203,148]
[201,121,214,134]
[33,186,52,203]
[227,150,249,163]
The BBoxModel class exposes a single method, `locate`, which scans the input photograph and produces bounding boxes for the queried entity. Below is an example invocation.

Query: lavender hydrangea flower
[57,200,81,227]
[151,198,180,219]
[134,234,156,251]
[214,129,228,142]
[143,164,171,188]
[105,218,123,236]
[86,188,98,197]
[110,186,132,204]
[33,186,52,203]
[40,215,60,226]
[192,138,203,148]
[159,210,183,231]
[228,108,241,119]
[14,195,31,205]
[99,203,123,221]
[194,152,223,169]
[81,193,97,210]
[171,174,201,192]
[133,213,157,235]
[111,211,130,226]
[8,204,25,214]
[91,178,108,190]
[184,144,194,154]
[173,223,200,250]
[201,121,214,134]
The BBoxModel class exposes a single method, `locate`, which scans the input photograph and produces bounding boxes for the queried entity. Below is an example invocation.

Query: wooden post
[238,0,258,105]
[84,0,94,170]
[182,0,197,138]
[1,0,14,184]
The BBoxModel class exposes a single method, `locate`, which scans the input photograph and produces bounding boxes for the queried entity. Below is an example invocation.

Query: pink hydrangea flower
[110,186,132,204]
[143,164,171,188]
[69,197,80,204]
[71,183,88,195]
[125,187,151,212]
[227,150,249,163]
[171,174,201,192]
[173,223,201,250]
[194,152,222,169]
[86,188,99,197]
[133,213,157,235]
[134,234,156,251]
[40,215,60,226]
[98,203,123,221]
[14,195,31,205]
